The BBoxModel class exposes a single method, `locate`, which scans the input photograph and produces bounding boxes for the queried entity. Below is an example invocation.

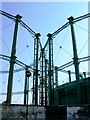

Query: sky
[0,2,89,104]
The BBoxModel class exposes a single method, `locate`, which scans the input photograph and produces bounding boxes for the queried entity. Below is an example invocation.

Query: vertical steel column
[39,50,46,106]
[41,48,44,106]
[88,2,90,75]
[24,66,31,105]
[45,59,48,106]
[39,49,46,106]
[55,66,58,87]
[6,15,22,104]
[24,67,28,105]
[68,70,71,83]
[32,37,36,105]
[26,70,31,120]
[39,52,42,105]
[26,76,29,120]
[68,16,81,104]
[33,33,41,105]
[47,33,54,105]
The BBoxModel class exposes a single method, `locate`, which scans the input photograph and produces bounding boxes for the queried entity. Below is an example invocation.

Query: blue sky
[0,2,88,104]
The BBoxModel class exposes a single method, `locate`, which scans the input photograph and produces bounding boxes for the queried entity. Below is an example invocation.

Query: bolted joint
[55,66,58,70]
[10,56,17,64]
[49,70,53,76]
[34,69,39,75]
[45,59,48,62]
[68,16,74,24]
[15,14,22,20]
[47,33,52,38]
[68,70,71,73]
[73,57,80,65]
[35,33,41,39]
[26,70,31,77]
[25,65,31,77]
[41,48,44,53]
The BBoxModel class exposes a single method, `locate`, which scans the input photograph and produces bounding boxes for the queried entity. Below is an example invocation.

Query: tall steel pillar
[39,49,45,106]
[41,49,45,106]
[41,49,44,106]
[45,59,48,106]
[47,33,54,105]
[33,33,41,105]
[88,1,90,75]
[55,66,58,87]
[68,16,81,104]
[24,67,27,105]
[24,67,31,105]
[6,14,22,104]
[24,68,31,120]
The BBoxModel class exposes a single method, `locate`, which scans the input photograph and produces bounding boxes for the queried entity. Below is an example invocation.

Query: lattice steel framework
[0,10,90,106]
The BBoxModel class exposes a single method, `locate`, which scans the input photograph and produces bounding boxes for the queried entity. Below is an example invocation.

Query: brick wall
[1,104,45,120]
[0,104,90,120]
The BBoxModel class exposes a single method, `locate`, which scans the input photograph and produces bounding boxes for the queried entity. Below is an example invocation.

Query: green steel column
[35,33,41,105]
[32,38,36,105]
[47,33,54,105]
[24,67,31,119]
[41,48,44,106]
[68,16,81,104]
[45,59,48,106]
[55,66,58,87]
[26,76,29,120]
[6,14,22,104]
[48,33,52,105]
[27,77,29,105]
[26,75,30,120]
[24,67,28,105]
